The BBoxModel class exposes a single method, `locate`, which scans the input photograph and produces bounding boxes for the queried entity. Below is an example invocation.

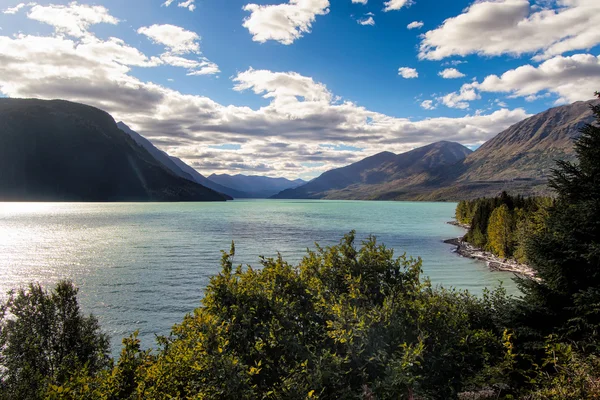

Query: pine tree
[487,204,513,258]
[515,94,600,349]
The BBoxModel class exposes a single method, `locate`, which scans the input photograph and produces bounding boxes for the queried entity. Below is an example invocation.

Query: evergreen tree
[515,94,600,349]
[0,281,110,399]
[487,204,513,258]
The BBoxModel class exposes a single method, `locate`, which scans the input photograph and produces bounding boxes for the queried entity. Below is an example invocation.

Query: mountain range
[273,141,472,199]
[1,97,596,202]
[273,99,597,201]
[209,174,305,198]
[118,122,305,198]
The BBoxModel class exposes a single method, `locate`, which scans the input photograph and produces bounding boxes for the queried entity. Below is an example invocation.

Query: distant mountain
[275,99,599,201]
[208,174,307,198]
[273,141,472,199]
[168,158,248,199]
[457,99,597,182]
[420,99,599,200]
[117,122,247,199]
[0,99,229,202]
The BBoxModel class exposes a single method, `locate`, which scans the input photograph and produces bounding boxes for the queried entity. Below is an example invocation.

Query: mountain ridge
[209,174,307,198]
[117,122,248,199]
[0,99,229,202]
[273,99,598,201]
[273,141,472,199]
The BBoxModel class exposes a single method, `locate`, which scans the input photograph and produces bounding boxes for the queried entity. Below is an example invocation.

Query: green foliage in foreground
[48,234,507,399]
[0,281,110,399]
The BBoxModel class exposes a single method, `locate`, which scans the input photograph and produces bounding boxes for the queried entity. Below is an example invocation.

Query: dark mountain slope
[208,174,307,198]
[274,141,472,199]
[0,99,229,202]
[117,122,247,199]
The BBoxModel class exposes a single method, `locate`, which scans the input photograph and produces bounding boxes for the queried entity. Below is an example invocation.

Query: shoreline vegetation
[444,221,537,279]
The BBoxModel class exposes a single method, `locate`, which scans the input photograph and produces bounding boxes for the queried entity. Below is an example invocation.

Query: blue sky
[1,0,599,179]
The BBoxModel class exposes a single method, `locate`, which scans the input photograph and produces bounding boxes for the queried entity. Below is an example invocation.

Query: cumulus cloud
[3,3,35,14]
[383,0,414,12]
[421,100,435,110]
[439,53,600,109]
[137,24,219,74]
[477,53,600,104]
[178,0,196,11]
[162,0,196,11]
[357,16,375,25]
[27,1,118,37]
[0,8,531,177]
[159,54,220,75]
[351,0,368,4]
[407,21,423,29]
[439,83,479,109]
[137,24,200,54]
[439,68,466,79]
[419,0,600,61]
[398,67,418,79]
[242,0,330,45]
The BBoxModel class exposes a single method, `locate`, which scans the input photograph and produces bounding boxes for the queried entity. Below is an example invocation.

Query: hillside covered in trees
[1,97,600,399]
[455,193,552,262]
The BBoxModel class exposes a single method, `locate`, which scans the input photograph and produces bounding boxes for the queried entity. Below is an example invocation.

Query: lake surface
[0,200,518,356]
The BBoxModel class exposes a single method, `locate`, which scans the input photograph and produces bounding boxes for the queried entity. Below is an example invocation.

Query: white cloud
[407,21,423,29]
[160,54,220,75]
[419,0,600,61]
[0,14,531,177]
[478,53,600,103]
[136,24,219,75]
[352,0,368,4]
[439,83,480,109]
[242,0,330,45]
[162,0,196,11]
[398,67,418,78]
[383,0,414,12]
[233,68,332,105]
[357,16,375,25]
[3,3,34,14]
[442,60,467,66]
[178,0,196,11]
[439,68,466,79]
[138,24,200,54]
[421,100,435,110]
[27,1,118,37]
[439,53,600,109]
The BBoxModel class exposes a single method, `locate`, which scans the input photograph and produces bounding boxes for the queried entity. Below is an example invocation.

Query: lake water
[0,200,518,356]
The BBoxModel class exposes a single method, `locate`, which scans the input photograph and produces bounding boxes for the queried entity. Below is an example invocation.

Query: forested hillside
[455,193,552,262]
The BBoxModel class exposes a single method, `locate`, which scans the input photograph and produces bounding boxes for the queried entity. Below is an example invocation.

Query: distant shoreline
[444,221,536,279]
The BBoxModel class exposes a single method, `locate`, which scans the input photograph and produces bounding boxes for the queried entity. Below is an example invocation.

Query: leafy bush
[0,281,109,399]
[52,233,505,399]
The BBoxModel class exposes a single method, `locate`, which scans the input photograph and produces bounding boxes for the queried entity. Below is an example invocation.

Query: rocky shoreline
[445,221,537,279]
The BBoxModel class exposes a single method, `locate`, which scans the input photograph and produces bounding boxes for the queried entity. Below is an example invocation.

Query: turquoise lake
[0,200,519,355]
